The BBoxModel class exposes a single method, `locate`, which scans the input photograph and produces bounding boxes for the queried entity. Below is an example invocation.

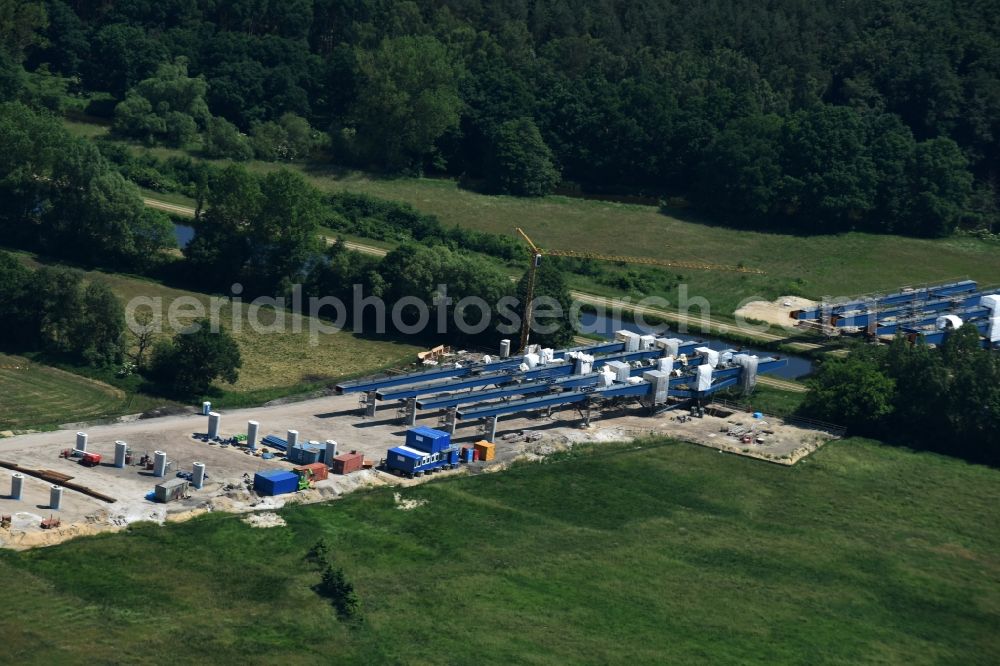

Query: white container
[247,420,259,449]
[696,364,713,392]
[605,360,630,383]
[695,347,719,368]
[287,430,299,449]
[202,401,211,415]
[76,432,88,452]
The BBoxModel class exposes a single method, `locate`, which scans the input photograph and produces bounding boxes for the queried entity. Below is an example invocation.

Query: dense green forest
[2,0,997,237]
[803,329,1000,463]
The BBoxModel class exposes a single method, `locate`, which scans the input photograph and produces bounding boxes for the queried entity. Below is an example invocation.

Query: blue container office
[405,426,451,453]
[385,444,459,477]
[254,470,299,496]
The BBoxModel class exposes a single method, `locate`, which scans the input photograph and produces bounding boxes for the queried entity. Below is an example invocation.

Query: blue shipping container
[405,426,451,454]
[385,444,459,476]
[287,445,321,465]
[254,470,299,496]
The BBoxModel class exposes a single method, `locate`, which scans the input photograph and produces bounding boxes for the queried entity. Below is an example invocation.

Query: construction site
[790,279,1000,346]
[0,333,842,550]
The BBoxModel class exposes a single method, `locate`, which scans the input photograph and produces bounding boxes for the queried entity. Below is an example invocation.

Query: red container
[81,452,102,466]
[472,449,480,462]
[331,450,364,475]
[295,462,329,482]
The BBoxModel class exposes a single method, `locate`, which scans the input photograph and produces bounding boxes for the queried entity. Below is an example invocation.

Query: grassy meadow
[0,437,996,663]
[0,354,133,431]
[3,251,421,426]
[69,116,1000,318]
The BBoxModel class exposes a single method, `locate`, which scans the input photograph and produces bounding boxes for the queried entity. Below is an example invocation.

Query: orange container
[473,441,495,461]
[294,462,329,482]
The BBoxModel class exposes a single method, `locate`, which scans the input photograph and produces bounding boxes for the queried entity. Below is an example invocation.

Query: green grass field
[0,354,130,431]
[76,116,1000,317]
[14,252,420,396]
[3,251,421,428]
[0,437,996,663]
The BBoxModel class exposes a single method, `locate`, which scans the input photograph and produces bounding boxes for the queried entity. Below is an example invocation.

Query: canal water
[578,312,814,379]
[171,221,813,379]
[174,223,195,248]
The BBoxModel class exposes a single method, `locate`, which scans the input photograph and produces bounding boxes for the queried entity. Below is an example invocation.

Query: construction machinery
[513,227,764,352]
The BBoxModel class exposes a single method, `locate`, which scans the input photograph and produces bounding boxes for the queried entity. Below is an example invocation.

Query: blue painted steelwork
[335,338,710,395]
[833,291,994,328]
[414,355,712,410]
[795,280,978,320]
[336,341,627,394]
[261,434,288,451]
[455,359,788,420]
[671,377,739,397]
[906,319,992,346]
[415,373,600,410]
[875,307,991,335]
[375,344,705,401]
[376,363,571,400]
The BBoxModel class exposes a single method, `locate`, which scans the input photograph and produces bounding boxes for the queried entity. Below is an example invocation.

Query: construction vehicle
[514,227,764,352]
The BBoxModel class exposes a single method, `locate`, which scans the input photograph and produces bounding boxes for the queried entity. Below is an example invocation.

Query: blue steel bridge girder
[455,359,787,421]
[415,354,714,411]
[833,291,992,328]
[876,307,991,335]
[796,280,978,320]
[376,363,573,401]
[415,373,600,410]
[375,342,708,401]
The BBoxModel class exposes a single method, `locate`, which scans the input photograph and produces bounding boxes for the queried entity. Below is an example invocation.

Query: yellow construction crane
[514,227,764,352]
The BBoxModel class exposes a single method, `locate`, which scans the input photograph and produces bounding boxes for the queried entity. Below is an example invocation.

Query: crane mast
[513,227,763,352]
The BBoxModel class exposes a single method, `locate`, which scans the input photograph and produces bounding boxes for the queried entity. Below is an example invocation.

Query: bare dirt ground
[0,391,836,550]
[735,296,819,328]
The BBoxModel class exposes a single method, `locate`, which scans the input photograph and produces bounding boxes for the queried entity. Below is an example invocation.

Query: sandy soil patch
[736,296,819,328]
[243,512,287,528]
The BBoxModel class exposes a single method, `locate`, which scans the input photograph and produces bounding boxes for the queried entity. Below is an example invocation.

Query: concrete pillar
[153,451,167,477]
[114,441,128,468]
[192,462,206,489]
[49,485,63,510]
[500,339,511,358]
[247,420,259,450]
[486,415,498,442]
[207,412,221,439]
[405,397,417,426]
[75,432,88,452]
[10,473,23,500]
[325,440,338,468]
[286,430,299,449]
[445,407,457,435]
[364,391,377,418]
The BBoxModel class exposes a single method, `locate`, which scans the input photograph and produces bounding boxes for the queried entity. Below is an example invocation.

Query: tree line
[802,329,1000,464]
[186,163,575,348]
[0,250,243,398]
[2,0,995,235]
